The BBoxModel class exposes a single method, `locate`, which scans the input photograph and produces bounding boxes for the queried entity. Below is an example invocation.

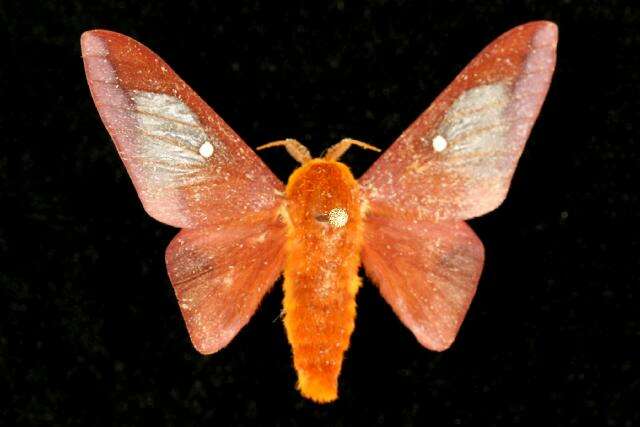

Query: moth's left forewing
[81,30,284,228]
[360,21,558,221]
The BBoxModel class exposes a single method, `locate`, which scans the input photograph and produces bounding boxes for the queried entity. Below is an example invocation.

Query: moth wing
[81,30,283,228]
[361,213,484,351]
[166,213,286,354]
[359,21,558,221]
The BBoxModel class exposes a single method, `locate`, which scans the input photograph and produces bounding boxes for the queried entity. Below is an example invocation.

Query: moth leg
[324,138,381,161]
[256,139,312,164]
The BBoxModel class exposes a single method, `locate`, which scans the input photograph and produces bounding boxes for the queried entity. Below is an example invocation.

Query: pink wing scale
[166,214,286,354]
[361,214,484,351]
[81,30,283,228]
[359,21,558,221]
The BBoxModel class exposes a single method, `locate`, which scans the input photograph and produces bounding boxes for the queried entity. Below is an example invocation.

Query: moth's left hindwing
[166,215,286,354]
[81,30,286,353]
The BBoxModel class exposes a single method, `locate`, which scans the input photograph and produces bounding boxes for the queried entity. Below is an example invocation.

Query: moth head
[285,160,359,229]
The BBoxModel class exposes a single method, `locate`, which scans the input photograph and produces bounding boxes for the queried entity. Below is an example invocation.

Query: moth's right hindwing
[362,213,484,351]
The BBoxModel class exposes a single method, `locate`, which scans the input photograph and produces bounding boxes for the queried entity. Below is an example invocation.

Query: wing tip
[80,30,108,57]
[177,302,236,356]
[518,20,558,32]
[190,335,226,356]
[416,334,455,352]
[518,21,559,48]
[502,21,558,51]
[532,21,559,47]
[81,29,138,57]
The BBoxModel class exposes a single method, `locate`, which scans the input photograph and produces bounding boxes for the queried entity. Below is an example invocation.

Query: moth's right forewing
[359,21,558,221]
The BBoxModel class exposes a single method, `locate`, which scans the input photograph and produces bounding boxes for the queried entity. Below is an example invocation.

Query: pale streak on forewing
[121,90,231,224]
[391,82,512,220]
[435,83,510,177]
[133,90,201,128]
[129,90,216,185]
[359,82,514,221]
[390,82,511,220]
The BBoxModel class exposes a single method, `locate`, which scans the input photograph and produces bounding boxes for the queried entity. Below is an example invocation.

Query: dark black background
[2,1,638,425]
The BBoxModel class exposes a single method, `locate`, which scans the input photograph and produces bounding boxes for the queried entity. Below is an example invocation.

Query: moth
[81,21,557,403]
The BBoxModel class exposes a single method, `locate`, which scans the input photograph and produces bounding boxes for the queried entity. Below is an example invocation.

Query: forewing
[361,213,484,351]
[166,213,286,354]
[359,21,558,221]
[81,30,283,228]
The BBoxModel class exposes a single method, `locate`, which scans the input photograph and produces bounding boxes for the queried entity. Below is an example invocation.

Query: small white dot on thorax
[199,142,214,158]
[432,135,448,152]
[328,208,349,228]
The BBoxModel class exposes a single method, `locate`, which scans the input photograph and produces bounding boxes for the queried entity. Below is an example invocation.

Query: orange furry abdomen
[282,159,362,403]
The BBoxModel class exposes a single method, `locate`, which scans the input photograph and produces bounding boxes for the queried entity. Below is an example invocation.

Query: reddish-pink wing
[81,30,287,353]
[360,21,558,221]
[360,22,558,350]
[166,214,285,354]
[362,213,484,351]
[81,30,283,229]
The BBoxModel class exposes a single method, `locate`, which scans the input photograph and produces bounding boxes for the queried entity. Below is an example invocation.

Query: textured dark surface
[1,1,638,425]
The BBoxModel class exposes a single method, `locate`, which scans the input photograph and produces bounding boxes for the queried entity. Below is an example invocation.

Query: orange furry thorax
[281,159,363,403]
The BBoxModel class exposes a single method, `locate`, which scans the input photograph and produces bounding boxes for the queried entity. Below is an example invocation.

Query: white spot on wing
[199,142,214,158]
[432,135,448,152]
